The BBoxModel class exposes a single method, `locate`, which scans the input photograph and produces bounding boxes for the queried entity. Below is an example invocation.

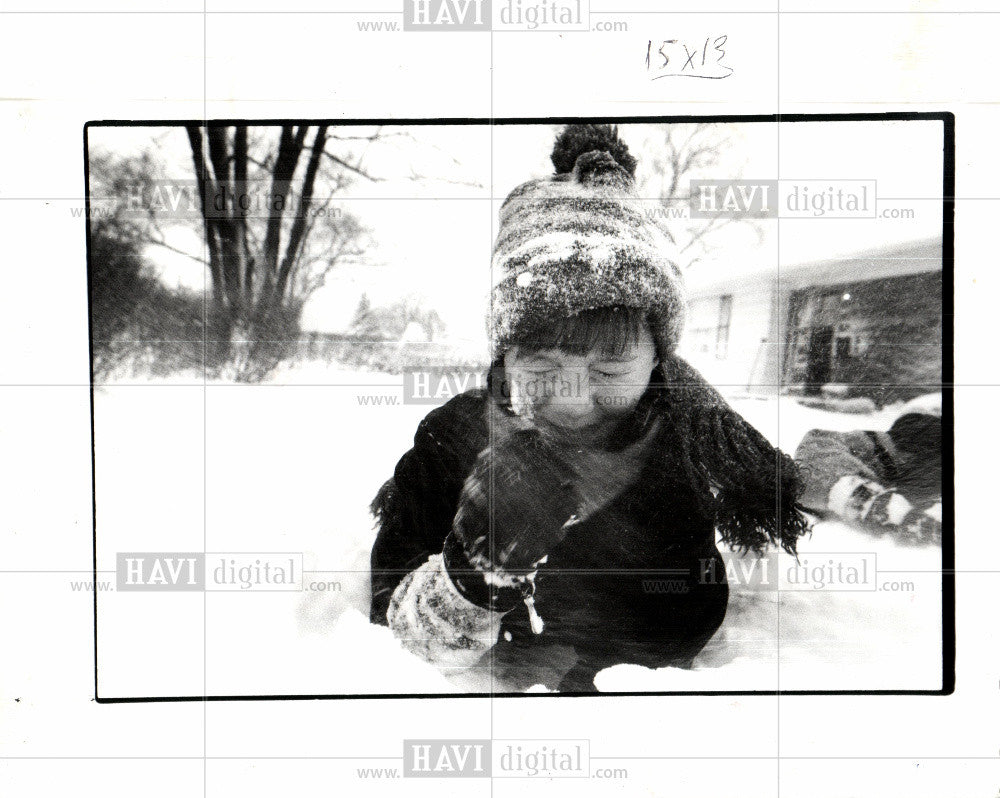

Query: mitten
[442,429,582,621]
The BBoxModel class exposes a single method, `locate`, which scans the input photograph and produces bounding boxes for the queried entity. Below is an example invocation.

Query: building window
[715,294,732,359]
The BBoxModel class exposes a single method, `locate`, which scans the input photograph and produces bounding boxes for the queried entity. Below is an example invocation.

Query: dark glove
[442,429,582,612]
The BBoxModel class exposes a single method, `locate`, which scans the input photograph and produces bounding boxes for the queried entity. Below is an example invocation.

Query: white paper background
[2,1,998,796]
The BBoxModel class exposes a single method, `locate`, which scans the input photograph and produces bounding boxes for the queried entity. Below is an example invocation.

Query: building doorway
[805,326,833,394]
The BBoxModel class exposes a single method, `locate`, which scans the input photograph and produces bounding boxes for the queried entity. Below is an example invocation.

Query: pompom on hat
[490,124,685,358]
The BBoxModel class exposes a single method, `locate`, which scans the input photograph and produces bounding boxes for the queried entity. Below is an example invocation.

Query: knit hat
[486,125,813,558]
[490,124,685,358]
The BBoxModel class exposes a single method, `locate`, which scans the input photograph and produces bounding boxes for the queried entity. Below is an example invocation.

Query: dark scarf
[486,354,811,555]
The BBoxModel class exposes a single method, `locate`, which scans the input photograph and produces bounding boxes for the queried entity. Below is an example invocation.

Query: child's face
[505,324,658,430]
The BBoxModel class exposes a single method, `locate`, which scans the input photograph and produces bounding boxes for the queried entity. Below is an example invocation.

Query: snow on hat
[489,124,686,358]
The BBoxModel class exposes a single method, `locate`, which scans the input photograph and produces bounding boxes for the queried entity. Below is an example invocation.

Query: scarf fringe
[658,355,813,557]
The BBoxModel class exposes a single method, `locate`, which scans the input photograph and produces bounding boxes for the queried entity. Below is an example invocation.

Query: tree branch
[321,150,385,182]
[147,235,210,266]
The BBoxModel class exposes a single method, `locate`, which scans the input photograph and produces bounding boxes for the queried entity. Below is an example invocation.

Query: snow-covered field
[93,360,943,696]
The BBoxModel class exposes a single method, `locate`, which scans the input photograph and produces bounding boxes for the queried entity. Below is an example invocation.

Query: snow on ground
[598,395,942,692]
[597,520,942,692]
[93,361,943,696]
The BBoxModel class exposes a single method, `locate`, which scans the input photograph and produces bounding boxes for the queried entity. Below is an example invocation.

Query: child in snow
[794,393,943,546]
[369,125,810,692]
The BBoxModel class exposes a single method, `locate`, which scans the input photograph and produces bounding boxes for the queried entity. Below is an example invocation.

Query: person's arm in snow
[369,396,502,668]
[794,427,940,544]
[369,394,488,625]
[385,429,582,666]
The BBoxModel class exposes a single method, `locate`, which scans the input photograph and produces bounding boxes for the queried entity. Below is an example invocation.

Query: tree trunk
[185,125,226,309]
[275,125,328,300]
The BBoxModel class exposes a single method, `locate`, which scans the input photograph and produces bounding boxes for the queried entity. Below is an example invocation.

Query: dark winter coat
[369,371,733,673]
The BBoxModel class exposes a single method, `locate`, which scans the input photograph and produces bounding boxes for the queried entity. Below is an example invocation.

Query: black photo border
[85,112,955,702]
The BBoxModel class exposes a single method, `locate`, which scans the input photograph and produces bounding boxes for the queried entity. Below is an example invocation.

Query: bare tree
[180,124,380,378]
[640,123,764,270]
[176,124,483,379]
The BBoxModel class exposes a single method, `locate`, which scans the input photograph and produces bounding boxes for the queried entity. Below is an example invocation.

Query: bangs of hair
[509,305,648,358]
